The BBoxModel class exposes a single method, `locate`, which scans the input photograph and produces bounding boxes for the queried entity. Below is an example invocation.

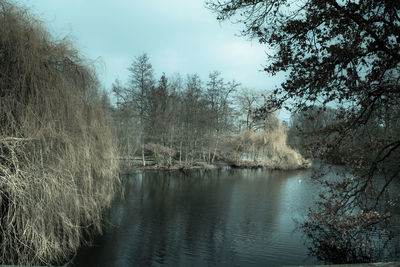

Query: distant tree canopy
[112,54,241,167]
[110,53,308,170]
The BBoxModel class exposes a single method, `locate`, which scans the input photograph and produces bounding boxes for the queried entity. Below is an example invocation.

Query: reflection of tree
[74,169,315,266]
[126,169,291,265]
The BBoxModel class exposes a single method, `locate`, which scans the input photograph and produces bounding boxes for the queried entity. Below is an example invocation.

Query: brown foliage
[0,1,119,265]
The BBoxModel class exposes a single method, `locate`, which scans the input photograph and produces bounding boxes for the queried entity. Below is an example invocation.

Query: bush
[0,1,119,265]
[224,114,311,170]
[145,143,175,167]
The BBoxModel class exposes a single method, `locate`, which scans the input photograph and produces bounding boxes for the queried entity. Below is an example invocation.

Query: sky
[19,0,288,119]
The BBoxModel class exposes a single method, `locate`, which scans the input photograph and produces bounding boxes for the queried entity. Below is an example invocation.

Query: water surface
[72,168,328,266]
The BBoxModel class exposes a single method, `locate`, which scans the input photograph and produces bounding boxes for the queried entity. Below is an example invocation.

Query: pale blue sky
[20,1,285,91]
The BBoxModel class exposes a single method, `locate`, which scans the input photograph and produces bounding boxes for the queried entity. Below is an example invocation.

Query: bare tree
[235,87,263,131]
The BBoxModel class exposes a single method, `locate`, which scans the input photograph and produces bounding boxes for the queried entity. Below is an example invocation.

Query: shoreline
[118,158,312,173]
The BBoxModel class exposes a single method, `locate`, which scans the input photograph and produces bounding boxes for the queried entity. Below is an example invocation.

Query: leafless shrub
[0,1,119,265]
[145,143,175,167]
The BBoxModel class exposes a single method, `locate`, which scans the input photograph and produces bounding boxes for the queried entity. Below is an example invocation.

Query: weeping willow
[0,1,119,265]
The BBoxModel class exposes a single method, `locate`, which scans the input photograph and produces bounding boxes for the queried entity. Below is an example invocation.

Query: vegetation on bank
[0,0,313,264]
[224,114,311,170]
[0,1,119,265]
[0,1,310,263]
[111,55,310,171]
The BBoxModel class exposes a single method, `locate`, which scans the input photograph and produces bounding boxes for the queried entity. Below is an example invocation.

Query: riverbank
[119,157,222,172]
[118,156,312,173]
[228,159,312,170]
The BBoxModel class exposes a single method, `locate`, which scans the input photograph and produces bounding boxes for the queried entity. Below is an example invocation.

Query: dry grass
[144,143,175,167]
[225,115,311,170]
[0,1,119,265]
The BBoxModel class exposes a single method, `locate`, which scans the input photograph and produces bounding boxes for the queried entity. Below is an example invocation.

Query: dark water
[72,168,327,266]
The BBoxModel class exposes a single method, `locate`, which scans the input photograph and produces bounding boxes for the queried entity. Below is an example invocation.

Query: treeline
[109,54,309,169]
[111,53,238,167]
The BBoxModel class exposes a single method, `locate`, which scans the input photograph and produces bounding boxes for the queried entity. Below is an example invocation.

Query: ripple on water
[72,168,397,267]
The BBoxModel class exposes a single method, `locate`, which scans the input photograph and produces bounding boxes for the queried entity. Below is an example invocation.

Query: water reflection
[73,168,322,267]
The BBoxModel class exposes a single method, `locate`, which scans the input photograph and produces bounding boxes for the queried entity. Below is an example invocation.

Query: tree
[0,1,119,264]
[207,0,399,114]
[206,71,239,133]
[148,73,170,144]
[113,53,155,166]
[235,87,262,131]
[207,0,400,263]
[180,74,207,164]
[205,71,239,162]
[287,106,339,159]
[111,80,140,164]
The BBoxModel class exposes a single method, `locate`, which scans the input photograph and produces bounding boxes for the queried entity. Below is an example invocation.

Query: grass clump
[0,1,119,265]
[225,115,311,170]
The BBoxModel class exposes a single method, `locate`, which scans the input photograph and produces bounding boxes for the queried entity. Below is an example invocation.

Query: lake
[71,167,398,266]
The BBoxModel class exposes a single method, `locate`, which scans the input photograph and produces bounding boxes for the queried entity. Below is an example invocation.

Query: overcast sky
[19,0,289,119]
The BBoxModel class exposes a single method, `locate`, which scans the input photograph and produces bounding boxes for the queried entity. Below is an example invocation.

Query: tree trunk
[191,139,197,163]
[141,137,146,167]
[179,140,182,164]
[211,137,219,163]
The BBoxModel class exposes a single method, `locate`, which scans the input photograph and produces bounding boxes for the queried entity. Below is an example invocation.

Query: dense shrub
[0,1,119,265]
